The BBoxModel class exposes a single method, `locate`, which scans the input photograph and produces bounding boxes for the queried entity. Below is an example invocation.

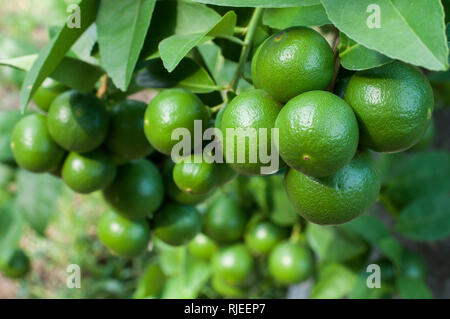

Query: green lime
[268,241,314,284]
[211,274,245,298]
[144,88,210,155]
[106,99,154,161]
[344,61,434,153]
[103,159,164,220]
[33,78,68,112]
[245,221,288,256]
[153,202,201,246]
[188,233,218,260]
[212,244,254,285]
[409,120,435,151]
[173,154,218,195]
[221,89,283,176]
[98,210,150,258]
[285,150,381,225]
[251,26,334,102]
[162,159,213,205]
[0,249,30,279]
[47,90,110,153]
[62,149,117,194]
[11,113,65,172]
[275,90,359,177]
[203,196,247,243]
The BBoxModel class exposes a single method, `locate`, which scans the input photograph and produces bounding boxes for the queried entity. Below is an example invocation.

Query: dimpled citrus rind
[11,114,65,173]
[144,88,210,155]
[106,100,154,161]
[285,151,381,225]
[103,159,164,220]
[47,90,110,153]
[344,61,434,153]
[251,26,334,103]
[275,90,359,177]
[98,210,150,258]
[221,89,283,176]
[62,149,117,194]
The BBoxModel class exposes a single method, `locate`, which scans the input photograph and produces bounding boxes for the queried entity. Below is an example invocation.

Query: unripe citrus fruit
[154,202,201,246]
[285,150,380,225]
[173,154,218,195]
[0,249,30,279]
[245,221,288,256]
[221,89,282,176]
[275,90,359,177]
[106,99,153,161]
[11,113,65,172]
[212,244,254,285]
[33,78,68,112]
[409,120,435,151]
[62,149,117,194]
[268,241,314,284]
[203,196,247,243]
[188,233,218,260]
[251,26,334,102]
[103,159,164,220]
[98,210,150,258]
[48,90,110,153]
[345,61,434,153]
[144,88,210,155]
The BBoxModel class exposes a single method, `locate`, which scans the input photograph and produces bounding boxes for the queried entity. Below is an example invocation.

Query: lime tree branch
[229,7,263,93]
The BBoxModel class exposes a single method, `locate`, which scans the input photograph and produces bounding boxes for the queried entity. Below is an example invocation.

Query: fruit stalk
[229,7,263,92]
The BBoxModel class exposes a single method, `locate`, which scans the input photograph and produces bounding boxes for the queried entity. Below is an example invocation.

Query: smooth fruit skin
[173,154,218,195]
[98,210,150,258]
[212,244,254,285]
[103,159,164,220]
[62,149,117,194]
[251,26,334,103]
[221,89,283,176]
[163,159,212,205]
[11,114,65,172]
[203,196,247,243]
[275,91,359,177]
[188,233,218,260]
[33,78,68,112]
[153,202,201,246]
[409,120,435,151]
[344,61,434,153]
[268,241,314,284]
[144,88,210,155]
[0,249,30,279]
[285,150,381,225]
[106,99,153,161]
[47,90,110,153]
[245,221,287,256]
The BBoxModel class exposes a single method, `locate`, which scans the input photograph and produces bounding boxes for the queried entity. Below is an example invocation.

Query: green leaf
[192,0,321,7]
[19,0,97,110]
[136,57,217,93]
[15,170,63,236]
[343,215,402,266]
[321,0,449,71]
[395,193,450,242]
[159,11,237,72]
[97,0,156,91]
[339,32,392,70]
[0,201,24,264]
[133,262,166,299]
[381,151,450,209]
[263,4,330,28]
[310,263,357,299]
[0,110,26,163]
[306,223,368,263]
[349,273,395,299]
[1,55,102,93]
[397,276,433,299]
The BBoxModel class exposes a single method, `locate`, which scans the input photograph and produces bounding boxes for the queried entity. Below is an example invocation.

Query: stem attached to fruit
[229,7,263,93]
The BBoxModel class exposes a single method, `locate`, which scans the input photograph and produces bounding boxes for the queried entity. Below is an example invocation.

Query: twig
[326,30,341,92]
[96,75,109,98]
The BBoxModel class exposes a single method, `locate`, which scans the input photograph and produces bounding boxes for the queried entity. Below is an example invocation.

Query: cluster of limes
[9,26,433,290]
